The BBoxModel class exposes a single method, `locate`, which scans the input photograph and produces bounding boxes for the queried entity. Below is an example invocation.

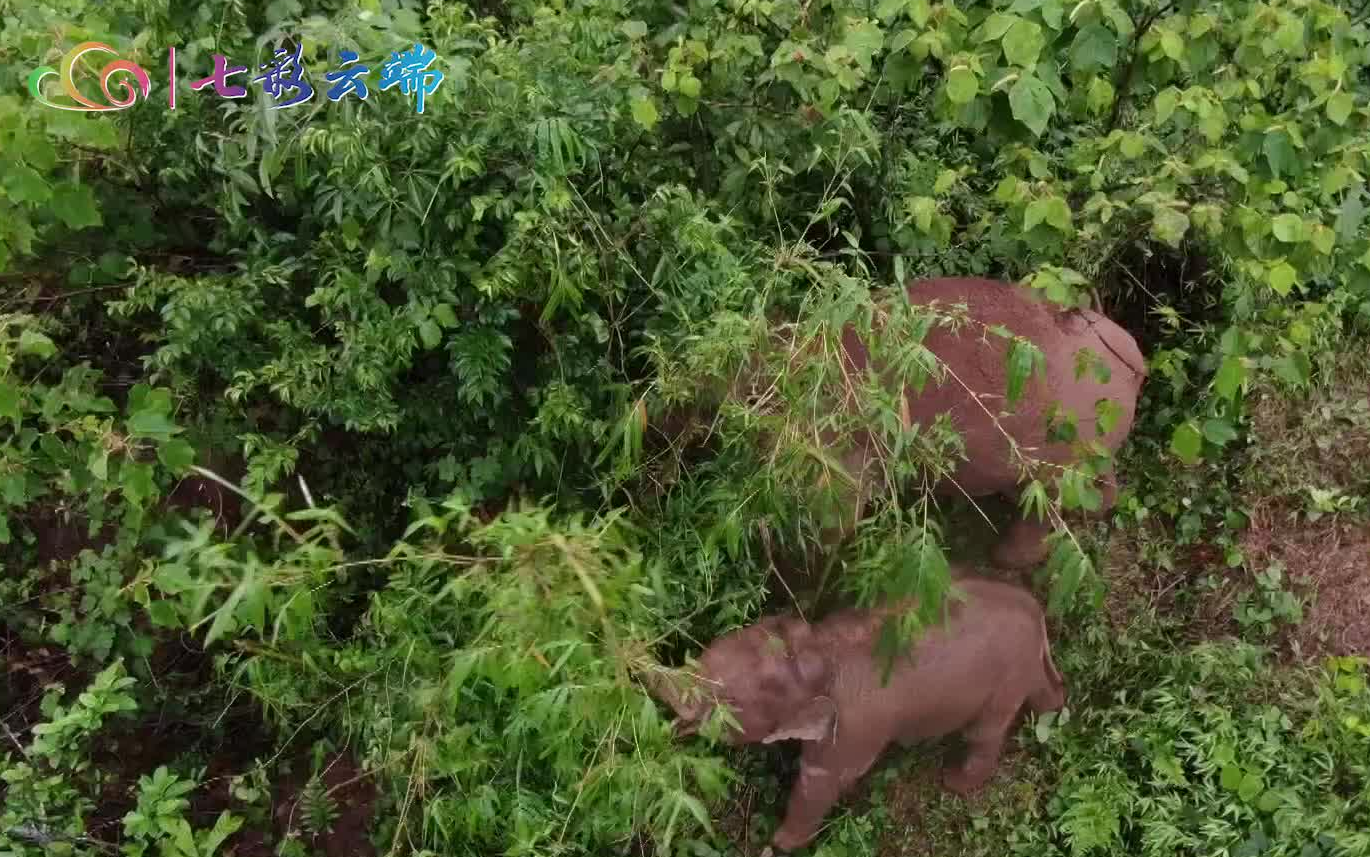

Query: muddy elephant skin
[645,574,1066,852]
[658,277,1147,569]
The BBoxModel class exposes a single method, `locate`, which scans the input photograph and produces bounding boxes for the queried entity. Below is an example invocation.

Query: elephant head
[648,615,837,746]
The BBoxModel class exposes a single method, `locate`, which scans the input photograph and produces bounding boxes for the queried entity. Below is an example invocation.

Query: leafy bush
[1011,640,1370,857]
[3,0,1370,853]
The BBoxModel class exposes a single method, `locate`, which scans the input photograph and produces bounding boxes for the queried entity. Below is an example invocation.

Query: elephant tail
[1081,310,1148,381]
[1031,614,1067,713]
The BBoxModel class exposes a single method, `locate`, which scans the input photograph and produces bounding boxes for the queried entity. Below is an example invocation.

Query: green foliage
[1233,561,1305,639]
[3,0,1370,853]
[1010,641,1370,857]
[131,490,734,854]
[122,767,243,857]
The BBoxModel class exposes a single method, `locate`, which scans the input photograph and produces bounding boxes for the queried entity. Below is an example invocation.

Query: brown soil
[2,631,83,746]
[1095,521,1226,637]
[5,442,382,855]
[2,633,375,857]
[1239,501,1370,659]
[269,752,378,857]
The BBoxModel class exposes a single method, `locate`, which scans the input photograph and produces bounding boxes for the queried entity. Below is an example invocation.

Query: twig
[1107,0,1181,132]
[5,824,119,854]
[189,465,306,544]
[759,518,806,623]
[2,722,30,759]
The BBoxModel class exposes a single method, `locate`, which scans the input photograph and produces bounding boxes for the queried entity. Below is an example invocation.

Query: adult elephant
[658,276,1148,569]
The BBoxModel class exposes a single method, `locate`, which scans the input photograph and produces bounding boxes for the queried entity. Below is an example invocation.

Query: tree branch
[1107,0,1181,133]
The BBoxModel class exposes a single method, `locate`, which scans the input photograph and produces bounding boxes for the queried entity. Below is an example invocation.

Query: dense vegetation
[2,0,1369,855]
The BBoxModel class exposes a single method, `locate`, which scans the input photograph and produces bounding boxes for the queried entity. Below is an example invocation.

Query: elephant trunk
[641,667,703,734]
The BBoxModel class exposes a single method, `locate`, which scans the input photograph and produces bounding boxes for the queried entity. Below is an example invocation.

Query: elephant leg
[771,740,883,852]
[1028,674,1066,714]
[1094,465,1118,515]
[941,705,1014,796]
[989,509,1054,570]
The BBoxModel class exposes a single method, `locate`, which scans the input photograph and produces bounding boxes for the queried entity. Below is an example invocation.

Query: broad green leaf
[418,319,442,349]
[1005,338,1044,407]
[1271,214,1305,243]
[201,812,244,856]
[1086,77,1114,115]
[1070,24,1117,72]
[1335,189,1365,241]
[1268,262,1297,295]
[877,0,907,20]
[127,384,172,416]
[121,461,156,507]
[1150,207,1190,248]
[1169,421,1203,464]
[18,329,57,359]
[946,66,979,104]
[1214,356,1246,399]
[979,12,1019,42]
[678,75,702,98]
[1008,74,1055,136]
[1038,0,1063,28]
[1095,398,1122,435]
[1221,764,1243,791]
[1024,197,1072,232]
[889,29,918,53]
[1202,418,1237,446]
[1154,87,1180,124]
[1198,110,1226,143]
[4,165,51,205]
[909,196,937,232]
[1264,132,1298,178]
[1273,18,1303,54]
[630,96,660,129]
[128,410,182,441]
[1326,91,1354,126]
[50,182,102,230]
[1159,30,1184,61]
[88,447,109,481]
[621,20,647,39]
[146,600,182,629]
[1074,347,1112,383]
[1273,353,1311,388]
[844,19,886,65]
[1002,20,1045,67]
[157,438,197,472]
[1238,772,1265,802]
[153,562,194,595]
[1066,470,1103,512]
[433,303,459,328]
[1310,225,1334,255]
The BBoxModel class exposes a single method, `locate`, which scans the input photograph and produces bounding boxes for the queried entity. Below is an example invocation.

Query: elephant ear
[761,696,837,745]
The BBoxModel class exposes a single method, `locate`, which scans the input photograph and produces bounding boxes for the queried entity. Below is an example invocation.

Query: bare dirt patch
[1239,501,1370,659]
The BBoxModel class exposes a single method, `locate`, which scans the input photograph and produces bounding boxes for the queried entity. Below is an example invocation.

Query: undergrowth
[4,0,1370,854]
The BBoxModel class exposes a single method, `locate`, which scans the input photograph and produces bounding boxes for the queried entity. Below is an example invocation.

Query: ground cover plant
[2,0,1370,854]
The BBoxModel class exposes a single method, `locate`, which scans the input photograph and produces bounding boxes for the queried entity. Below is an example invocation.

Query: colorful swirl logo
[27,41,151,111]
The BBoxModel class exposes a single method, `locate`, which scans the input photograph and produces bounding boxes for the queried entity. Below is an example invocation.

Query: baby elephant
[646,575,1065,852]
